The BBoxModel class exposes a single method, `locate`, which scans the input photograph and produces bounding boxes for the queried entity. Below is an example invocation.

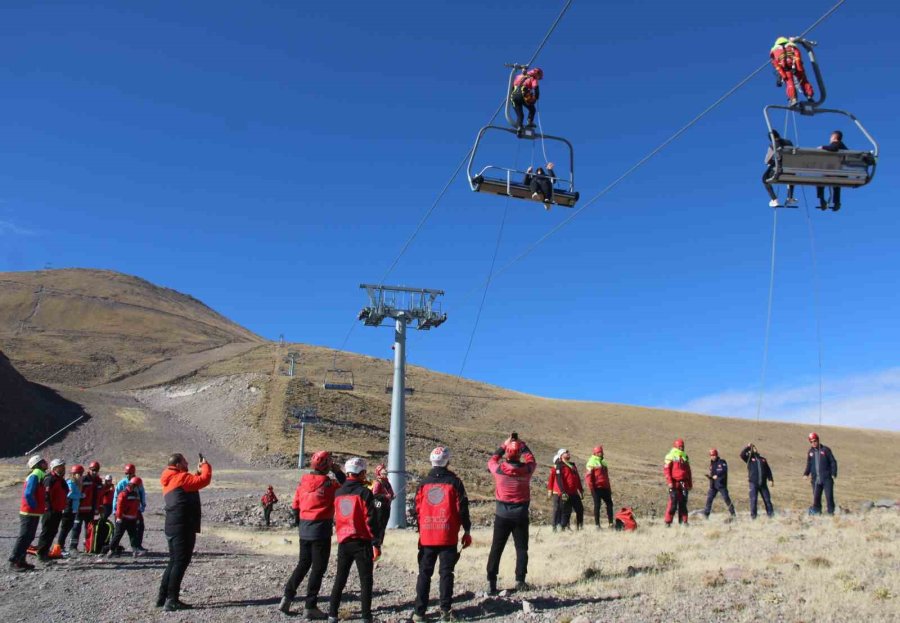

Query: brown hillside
[0,268,263,386]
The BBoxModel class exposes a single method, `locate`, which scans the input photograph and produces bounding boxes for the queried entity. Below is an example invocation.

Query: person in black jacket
[803,433,837,515]
[740,443,774,519]
[703,449,736,519]
[763,130,797,208]
[524,164,556,209]
[816,130,848,211]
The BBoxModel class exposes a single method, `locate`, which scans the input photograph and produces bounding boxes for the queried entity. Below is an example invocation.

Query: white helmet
[27,455,45,469]
[49,459,66,470]
[430,446,451,467]
[344,457,367,475]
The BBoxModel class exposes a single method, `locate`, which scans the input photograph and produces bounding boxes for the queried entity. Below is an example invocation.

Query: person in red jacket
[9,455,48,571]
[510,67,543,132]
[100,475,115,520]
[770,37,814,107]
[486,433,536,595]
[35,458,69,562]
[70,460,103,552]
[279,450,345,618]
[664,439,693,526]
[546,454,563,531]
[371,463,395,547]
[328,457,380,623]
[107,477,143,558]
[157,453,212,612]
[585,446,614,529]
[261,486,278,527]
[413,446,471,621]
[554,449,584,530]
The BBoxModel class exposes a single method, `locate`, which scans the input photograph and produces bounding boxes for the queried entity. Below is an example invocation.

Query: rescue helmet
[593,445,604,456]
[124,463,136,475]
[775,37,790,46]
[528,67,544,80]
[49,459,66,470]
[709,448,718,457]
[71,464,85,475]
[674,438,685,450]
[88,460,101,471]
[344,457,367,475]
[808,432,819,442]
[104,474,113,482]
[505,440,522,461]
[430,446,451,467]
[129,476,143,487]
[310,451,332,472]
[27,454,45,469]
[374,463,388,478]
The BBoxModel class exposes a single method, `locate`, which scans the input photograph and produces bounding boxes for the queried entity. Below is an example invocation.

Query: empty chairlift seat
[323,369,354,391]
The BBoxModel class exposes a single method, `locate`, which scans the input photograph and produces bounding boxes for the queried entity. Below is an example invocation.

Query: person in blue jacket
[804,432,838,515]
[113,463,147,552]
[703,449,736,518]
[56,464,84,557]
[8,455,48,571]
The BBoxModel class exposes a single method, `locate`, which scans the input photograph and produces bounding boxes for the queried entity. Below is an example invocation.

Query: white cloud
[674,368,900,431]
[0,220,37,236]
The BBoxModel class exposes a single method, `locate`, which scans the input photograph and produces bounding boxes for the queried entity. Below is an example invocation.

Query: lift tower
[358,284,447,528]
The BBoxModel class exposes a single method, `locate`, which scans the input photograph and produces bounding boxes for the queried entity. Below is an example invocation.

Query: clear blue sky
[2,1,898,429]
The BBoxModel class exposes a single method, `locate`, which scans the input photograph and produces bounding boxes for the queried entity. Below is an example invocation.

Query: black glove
[776,78,784,87]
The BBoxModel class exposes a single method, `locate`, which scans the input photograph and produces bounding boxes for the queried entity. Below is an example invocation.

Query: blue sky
[2,1,898,430]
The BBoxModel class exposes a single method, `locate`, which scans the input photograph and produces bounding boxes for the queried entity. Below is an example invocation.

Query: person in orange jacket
[261,486,278,527]
[664,439,692,526]
[157,453,212,612]
[770,37,814,107]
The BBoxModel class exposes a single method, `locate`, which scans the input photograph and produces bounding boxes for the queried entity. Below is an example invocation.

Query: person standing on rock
[585,445,614,528]
[327,457,381,623]
[114,464,147,552]
[664,439,692,526]
[486,433,536,595]
[157,453,212,612]
[35,459,69,561]
[57,464,84,557]
[8,455,48,571]
[703,449,736,519]
[261,485,278,527]
[70,460,103,552]
[371,463,395,547]
[555,449,584,530]
[740,443,774,519]
[279,450,345,618]
[804,432,838,515]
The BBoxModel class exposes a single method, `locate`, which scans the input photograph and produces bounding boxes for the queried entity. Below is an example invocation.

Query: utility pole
[358,284,447,528]
[290,406,319,469]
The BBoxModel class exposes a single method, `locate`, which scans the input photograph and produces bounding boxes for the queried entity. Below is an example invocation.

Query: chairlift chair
[323,369,354,391]
[384,374,414,395]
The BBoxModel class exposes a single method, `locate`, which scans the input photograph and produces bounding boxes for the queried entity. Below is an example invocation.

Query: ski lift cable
[463,0,848,300]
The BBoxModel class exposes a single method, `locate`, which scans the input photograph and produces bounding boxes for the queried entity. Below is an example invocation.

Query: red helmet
[310,451,332,472]
[88,460,101,471]
[505,440,522,461]
[674,439,685,450]
[129,476,143,487]
[709,448,718,457]
[374,464,387,478]
[267,485,273,491]
[528,67,544,80]
[808,432,819,442]
[593,445,604,456]
[71,464,84,475]
[124,463,136,476]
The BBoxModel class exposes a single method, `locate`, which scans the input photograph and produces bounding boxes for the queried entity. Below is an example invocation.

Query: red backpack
[614,507,637,531]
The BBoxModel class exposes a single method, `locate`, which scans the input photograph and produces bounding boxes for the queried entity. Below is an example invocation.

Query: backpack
[614,507,637,531]
[85,519,114,554]
[511,74,537,105]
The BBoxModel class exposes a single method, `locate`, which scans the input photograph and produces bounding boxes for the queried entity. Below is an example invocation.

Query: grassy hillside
[0,268,262,386]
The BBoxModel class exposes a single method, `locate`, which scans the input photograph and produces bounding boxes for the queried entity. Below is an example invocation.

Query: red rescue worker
[261,486,278,527]
[413,446,471,622]
[36,459,69,562]
[554,449,584,530]
[585,445,614,528]
[770,37,814,106]
[70,460,102,552]
[328,457,380,623]
[100,475,115,521]
[546,450,564,531]
[107,477,143,557]
[510,67,543,131]
[664,439,692,526]
[371,463,395,547]
[279,450,345,618]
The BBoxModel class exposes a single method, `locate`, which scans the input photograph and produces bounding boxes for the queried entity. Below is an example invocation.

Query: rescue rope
[755,207,779,426]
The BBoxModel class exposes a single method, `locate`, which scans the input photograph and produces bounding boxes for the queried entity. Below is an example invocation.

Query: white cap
[430,446,451,467]
[104,474,113,482]
[344,457,367,475]
[49,459,66,470]
[27,455,45,469]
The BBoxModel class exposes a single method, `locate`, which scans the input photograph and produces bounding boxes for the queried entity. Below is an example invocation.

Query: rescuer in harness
[770,37,814,107]
[510,67,543,132]
[664,439,692,526]
[371,463,395,547]
[585,445,614,528]
[413,446,472,622]
[261,485,278,527]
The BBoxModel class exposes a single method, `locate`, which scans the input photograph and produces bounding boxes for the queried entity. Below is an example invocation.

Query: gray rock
[522,600,535,614]
[874,498,897,508]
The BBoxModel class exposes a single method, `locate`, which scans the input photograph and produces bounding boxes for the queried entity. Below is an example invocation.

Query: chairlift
[763,38,878,192]
[323,369,354,391]
[384,374,414,395]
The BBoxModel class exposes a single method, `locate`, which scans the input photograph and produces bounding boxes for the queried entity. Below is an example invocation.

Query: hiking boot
[769,199,781,208]
[277,596,292,614]
[303,606,327,620]
[514,581,530,592]
[440,610,458,622]
[9,560,33,572]
[817,199,828,211]
[155,595,166,608]
[789,97,798,107]
[106,550,120,559]
[133,549,145,558]
[412,614,428,622]
[831,203,841,212]
[163,599,193,612]
[786,197,799,206]
[134,546,149,553]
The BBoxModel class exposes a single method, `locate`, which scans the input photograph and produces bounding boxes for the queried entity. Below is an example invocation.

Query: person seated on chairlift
[763,129,797,208]
[816,130,848,212]
[511,67,543,132]
[524,163,556,210]
[769,37,814,107]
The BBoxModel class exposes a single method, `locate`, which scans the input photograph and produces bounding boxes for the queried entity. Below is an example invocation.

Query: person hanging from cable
[816,130,848,211]
[763,130,797,208]
[510,67,543,133]
[524,163,555,210]
[770,37,814,107]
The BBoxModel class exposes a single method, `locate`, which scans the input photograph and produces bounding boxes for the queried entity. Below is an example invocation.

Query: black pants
[283,538,331,608]
[159,530,197,602]
[101,504,112,521]
[376,504,391,545]
[811,478,835,514]
[763,167,794,201]
[415,545,458,616]
[511,94,536,129]
[817,185,841,206]
[591,488,614,526]
[36,511,63,557]
[137,515,145,547]
[109,519,139,551]
[529,177,553,201]
[9,515,40,563]
[328,539,374,619]
[704,486,735,516]
[263,504,273,526]
[70,511,93,549]
[486,514,529,584]
[749,482,774,518]
[561,495,584,529]
[551,494,562,529]
[57,511,75,547]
